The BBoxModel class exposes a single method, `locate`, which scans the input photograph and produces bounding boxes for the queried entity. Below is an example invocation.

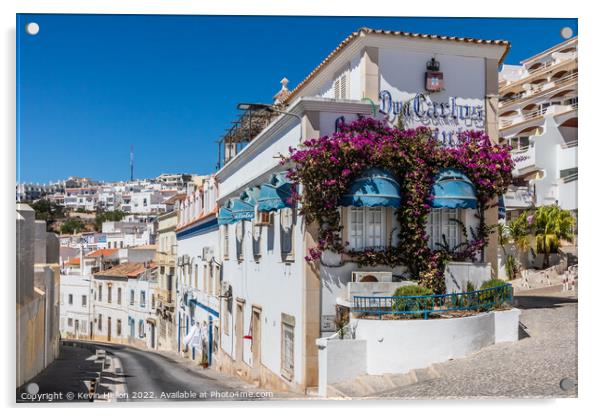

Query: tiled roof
[86,248,119,258]
[283,27,510,105]
[94,262,156,278]
[65,257,80,266]
[130,244,156,250]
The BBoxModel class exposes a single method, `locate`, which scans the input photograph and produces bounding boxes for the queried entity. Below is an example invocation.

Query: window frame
[346,206,386,250]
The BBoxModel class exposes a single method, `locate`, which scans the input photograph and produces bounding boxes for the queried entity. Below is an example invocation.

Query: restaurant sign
[379,89,485,146]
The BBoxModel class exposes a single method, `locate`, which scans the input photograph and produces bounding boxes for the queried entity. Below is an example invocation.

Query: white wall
[352,309,520,375]
[59,274,92,338]
[219,123,301,199]
[220,211,306,386]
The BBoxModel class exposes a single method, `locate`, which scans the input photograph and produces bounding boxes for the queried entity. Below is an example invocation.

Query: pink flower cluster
[286,118,513,293]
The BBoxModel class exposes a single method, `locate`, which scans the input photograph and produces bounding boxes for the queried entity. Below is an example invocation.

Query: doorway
[235,301,244,362]
[251,307,262,378]
[107,317,112,342]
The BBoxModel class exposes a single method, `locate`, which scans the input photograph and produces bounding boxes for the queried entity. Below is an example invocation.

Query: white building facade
[214,28,508,393]
[175,175,221,366]
[498,37,578,216]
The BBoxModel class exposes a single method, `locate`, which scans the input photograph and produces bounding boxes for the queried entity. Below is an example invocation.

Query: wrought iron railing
[352,284,513,320]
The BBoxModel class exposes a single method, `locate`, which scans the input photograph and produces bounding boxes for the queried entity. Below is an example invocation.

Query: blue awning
[257,173,293,212]
[217,199,236,225]
[340,168,402,208]
[230,199,254,221]
[430,169,478,209]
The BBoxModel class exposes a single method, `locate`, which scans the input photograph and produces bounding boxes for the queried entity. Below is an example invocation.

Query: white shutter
[280,208,294,255]
[348,207,364,250]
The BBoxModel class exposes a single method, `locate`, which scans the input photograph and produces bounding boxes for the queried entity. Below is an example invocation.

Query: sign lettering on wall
[379,89,485,146]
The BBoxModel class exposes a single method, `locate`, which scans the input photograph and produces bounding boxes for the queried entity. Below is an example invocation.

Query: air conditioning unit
[182,254,190,264]
[202,246,214,262]
[220,281,232,298]
[351,271,393,283]
[255,211,272,226]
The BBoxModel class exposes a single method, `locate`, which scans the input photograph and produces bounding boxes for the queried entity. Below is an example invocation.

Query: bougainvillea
[284,118,513,293]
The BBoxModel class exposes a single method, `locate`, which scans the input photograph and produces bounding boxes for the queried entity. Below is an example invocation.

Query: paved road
[378,292,578,399]
[89,342,264,402]
[18,341,274,403]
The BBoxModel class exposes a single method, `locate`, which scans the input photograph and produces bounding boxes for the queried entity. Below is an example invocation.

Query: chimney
[273,77,291,105]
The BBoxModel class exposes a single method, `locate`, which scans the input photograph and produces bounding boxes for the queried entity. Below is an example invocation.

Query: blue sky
[16,14,577,183]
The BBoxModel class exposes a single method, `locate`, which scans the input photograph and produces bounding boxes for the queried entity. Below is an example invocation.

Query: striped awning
[430,169,478,209]
[339,168,402,208]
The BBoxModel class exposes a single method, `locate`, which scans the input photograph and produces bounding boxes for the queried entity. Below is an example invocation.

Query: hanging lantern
[425,57,444,92]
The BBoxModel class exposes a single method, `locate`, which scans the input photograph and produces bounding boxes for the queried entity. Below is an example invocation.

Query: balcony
[511,146,537,175]
[500,52,577,94]
[503,186,534,209]
[500,72,578,109]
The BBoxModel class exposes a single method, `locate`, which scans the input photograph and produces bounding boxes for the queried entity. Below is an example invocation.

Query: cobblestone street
[378,290,578,399]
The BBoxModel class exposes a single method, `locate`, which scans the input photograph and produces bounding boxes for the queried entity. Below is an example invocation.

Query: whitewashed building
[498,36,577,216]
[175,175,221,366]
[213,28,508,393]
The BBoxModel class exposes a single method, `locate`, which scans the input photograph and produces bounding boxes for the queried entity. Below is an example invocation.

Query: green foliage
[504,253,518,280]
[392,285,434,315]
[478,278,510,307]
[60,218,86,235]
[465,280,475,293]
[533,205,575,268]
[94,210,127,231]
[31,199,65,230]
[507,212,532,254]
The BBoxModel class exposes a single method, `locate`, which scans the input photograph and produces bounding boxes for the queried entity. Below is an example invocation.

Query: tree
[533,205,575,268]
[94,210,126,231]
[31,199,65,231]
[60,218,86,235]
[507,212,532,255]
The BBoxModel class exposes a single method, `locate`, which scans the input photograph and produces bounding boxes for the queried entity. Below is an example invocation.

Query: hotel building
[498,37,577,218]
[212,28,509,393]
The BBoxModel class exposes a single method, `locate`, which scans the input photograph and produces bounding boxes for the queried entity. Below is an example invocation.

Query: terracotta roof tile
[94,262,156,278]
[86,248,119,258]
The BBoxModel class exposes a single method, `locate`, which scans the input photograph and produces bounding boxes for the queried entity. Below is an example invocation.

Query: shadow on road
[514,295,578,310]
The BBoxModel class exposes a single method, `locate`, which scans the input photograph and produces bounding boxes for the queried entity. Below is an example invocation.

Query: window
[130,290,135,305]
[151,294,155,309]
[222,225,230,260]
[427,208,460,250]
[138,320,145,338]
[98,285,103,302]
[98,314,102,331]
[195,264,199,289]
[107,286,112,303]
[68,318,73,327]
[140,290,146,307]
[334,69,349,100]
[252,223,262,259]
[117,319,122,336]
[68,294,73,305]
[280,208,294,256]
[235,222,244,261]
[281,314,295,381]
[347,207,385,250]
[203,264,208,293]
[117,288,122,305]
[81,295,87,307]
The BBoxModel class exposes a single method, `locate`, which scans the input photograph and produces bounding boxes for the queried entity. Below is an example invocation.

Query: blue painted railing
[352,283,513,320]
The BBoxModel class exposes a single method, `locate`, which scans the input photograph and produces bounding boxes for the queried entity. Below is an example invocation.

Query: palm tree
[507,212,532,255]
[533,205,575,268]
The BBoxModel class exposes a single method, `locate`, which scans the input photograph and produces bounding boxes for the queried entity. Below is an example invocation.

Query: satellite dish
[561,27,573,40]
